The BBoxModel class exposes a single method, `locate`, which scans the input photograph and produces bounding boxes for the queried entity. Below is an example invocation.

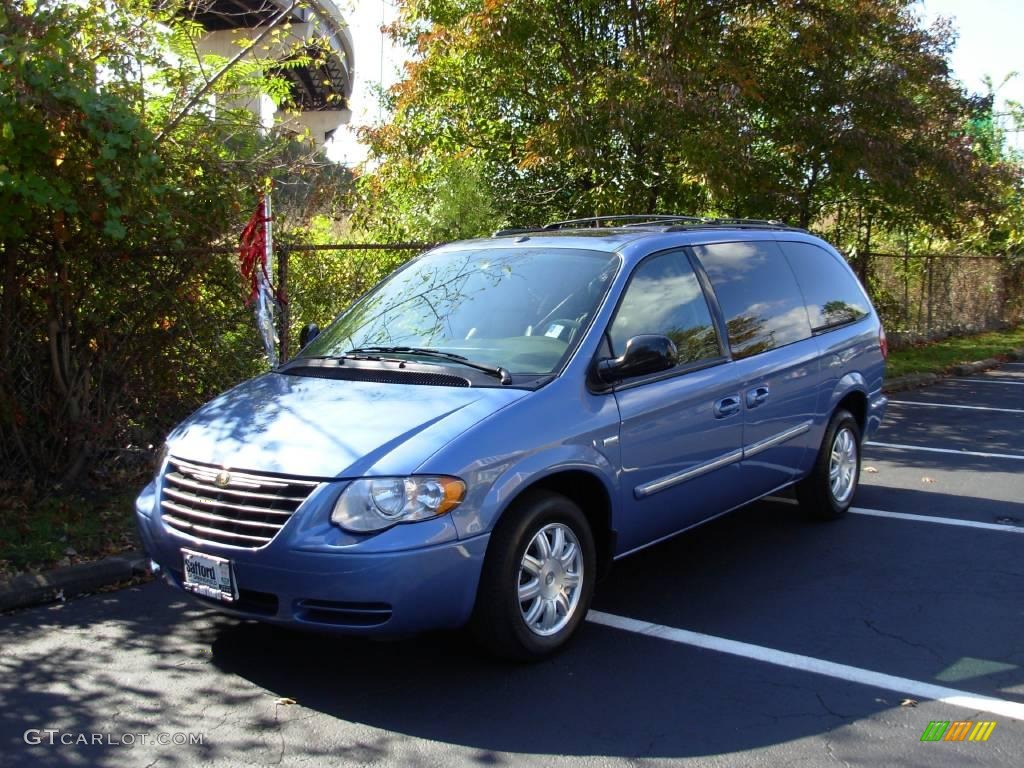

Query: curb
[883,347,1024,393]
[950,357,1001,376]
[882,372,940,393]
[0,551,150,613]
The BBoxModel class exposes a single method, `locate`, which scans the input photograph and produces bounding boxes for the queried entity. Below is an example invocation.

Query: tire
[471,489,596,661]
[797,409,862,520]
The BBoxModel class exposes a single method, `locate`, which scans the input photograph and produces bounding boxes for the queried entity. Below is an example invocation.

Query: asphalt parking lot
[2,364,1022,767]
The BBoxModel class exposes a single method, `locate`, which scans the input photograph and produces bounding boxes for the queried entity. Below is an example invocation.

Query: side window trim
[810,315,869,335]
[593,246,727,389]
[683,246,733,363]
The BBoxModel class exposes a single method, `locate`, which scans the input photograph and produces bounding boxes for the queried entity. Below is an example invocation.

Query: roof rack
[543,215,708,230]
[665,217,807,233]
[491,226,545,236]
[492,215,806,238]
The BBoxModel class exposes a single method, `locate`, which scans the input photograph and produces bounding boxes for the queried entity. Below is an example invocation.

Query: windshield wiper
[347,346,513,384]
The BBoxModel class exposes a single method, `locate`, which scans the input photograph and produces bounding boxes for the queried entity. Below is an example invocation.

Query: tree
[359,0,1011,241]
[0,0,329,487]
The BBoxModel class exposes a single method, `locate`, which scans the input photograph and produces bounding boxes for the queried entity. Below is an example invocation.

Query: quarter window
[779,241,870,332]
[692,241,813,359]
[609,250,721,366]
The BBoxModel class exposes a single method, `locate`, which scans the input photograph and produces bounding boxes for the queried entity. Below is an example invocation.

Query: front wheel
[471,490,596,660]
[797,409,862,520]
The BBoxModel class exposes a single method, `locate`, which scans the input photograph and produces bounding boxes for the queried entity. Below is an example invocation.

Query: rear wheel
[797,409,861,520]
[471,490,596,660]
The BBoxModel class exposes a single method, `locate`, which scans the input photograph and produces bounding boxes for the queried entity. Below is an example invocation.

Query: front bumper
[136,483,489,636]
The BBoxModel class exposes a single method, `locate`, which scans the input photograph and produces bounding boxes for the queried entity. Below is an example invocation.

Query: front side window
[608,250,721,366]
[692,240,813,359]
[779,241,871,332]
[300,247,618,375]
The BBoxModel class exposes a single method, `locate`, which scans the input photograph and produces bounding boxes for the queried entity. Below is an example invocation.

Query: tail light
[879,326,888,360]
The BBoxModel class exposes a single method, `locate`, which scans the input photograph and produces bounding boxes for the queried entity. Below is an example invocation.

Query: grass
[0,487,140,578]
[886,324,1024,379]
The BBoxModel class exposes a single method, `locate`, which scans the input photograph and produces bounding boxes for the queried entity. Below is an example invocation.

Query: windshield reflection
[300,247,619,375]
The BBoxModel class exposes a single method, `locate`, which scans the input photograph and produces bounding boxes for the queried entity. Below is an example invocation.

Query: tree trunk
[857,213,873,284]
[798,162,820,229]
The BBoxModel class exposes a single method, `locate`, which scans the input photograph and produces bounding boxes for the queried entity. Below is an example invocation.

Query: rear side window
[780,241,871,332]
[692,241,812,359]
[609,250,721,365]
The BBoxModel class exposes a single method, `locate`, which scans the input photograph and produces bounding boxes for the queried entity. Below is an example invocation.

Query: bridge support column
[193,23,352,148]
[275,109,352,149]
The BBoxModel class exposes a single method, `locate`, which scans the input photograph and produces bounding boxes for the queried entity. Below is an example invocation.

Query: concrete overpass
[186,0,355,147]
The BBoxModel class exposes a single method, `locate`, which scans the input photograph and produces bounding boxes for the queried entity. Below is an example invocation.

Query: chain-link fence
[864,253,1024,345]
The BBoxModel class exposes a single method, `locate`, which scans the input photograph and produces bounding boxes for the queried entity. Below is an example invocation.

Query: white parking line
[764,497,1024,533]
[888,400,1024,415]
[850,507,1024,534]
[587,611,1024,721]
[957,378,1024,386]
[866,441,1024,461]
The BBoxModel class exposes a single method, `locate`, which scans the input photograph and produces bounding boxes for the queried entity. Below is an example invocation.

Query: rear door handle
[746,385,770,408]
[714,395,741,418]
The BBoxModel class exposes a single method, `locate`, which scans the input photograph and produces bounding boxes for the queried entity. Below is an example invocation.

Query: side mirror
[597,334,678,383]
[299,323,320,348]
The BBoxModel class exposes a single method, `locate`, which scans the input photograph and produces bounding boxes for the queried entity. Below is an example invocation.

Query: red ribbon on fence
[238,197,286,306]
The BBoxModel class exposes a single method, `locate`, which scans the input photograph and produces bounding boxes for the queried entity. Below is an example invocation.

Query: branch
[155,0,298,143]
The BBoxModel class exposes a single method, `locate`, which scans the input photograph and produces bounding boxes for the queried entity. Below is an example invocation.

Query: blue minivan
[136,216,887,658]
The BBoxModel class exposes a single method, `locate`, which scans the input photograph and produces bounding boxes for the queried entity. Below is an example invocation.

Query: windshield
[299,247,619,376]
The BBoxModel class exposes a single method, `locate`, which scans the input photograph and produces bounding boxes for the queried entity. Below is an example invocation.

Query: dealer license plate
[182,549,237,602]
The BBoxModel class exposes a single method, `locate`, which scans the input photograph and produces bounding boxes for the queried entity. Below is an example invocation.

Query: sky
[328,0,1024,165]
[921,0,1023,107]
[326,0,404,166]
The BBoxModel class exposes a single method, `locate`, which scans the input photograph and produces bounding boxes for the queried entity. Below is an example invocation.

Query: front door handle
[746,385,770,409]
[714,395,741,418]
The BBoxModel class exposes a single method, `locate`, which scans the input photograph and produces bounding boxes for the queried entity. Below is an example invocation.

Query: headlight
[331,476,466,532]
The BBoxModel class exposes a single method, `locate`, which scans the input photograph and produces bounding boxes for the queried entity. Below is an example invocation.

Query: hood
[167,372,528,478]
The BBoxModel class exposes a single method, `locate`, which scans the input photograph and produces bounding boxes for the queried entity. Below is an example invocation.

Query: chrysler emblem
[214,470,231,488]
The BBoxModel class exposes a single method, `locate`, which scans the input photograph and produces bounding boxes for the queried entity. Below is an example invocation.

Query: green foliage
[359,0,1020,250]
[0,0,338,488]
[355,153,504,241]
[280,217,414,341]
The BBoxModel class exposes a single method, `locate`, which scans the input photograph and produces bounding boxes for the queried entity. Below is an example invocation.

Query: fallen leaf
[900,698,918,707]
[275,697,297,706]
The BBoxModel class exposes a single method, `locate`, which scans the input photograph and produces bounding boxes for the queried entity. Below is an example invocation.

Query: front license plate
[182,549,237,602]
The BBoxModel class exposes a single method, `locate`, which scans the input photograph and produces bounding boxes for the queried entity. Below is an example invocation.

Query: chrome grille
[160,457,320,548]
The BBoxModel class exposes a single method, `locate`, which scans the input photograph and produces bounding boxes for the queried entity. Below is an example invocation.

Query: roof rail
[492,215,700,237]
[493,215,807,237]
[665,217,807,233]
[492,226,545,237]
[543,214,706,230]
